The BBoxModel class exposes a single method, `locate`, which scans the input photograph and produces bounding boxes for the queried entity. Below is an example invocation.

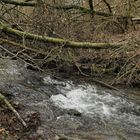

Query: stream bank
[0,29,140,87]
[0,58,140,140]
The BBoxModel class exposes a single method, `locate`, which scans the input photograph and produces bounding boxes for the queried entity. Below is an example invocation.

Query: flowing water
[45,76,140,139]
[0,59,140,140]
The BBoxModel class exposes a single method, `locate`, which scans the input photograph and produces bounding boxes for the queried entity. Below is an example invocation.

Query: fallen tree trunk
[0,22,122,49]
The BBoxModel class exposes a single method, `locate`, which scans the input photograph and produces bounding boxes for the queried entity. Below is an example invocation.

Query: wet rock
[66,109,82,117]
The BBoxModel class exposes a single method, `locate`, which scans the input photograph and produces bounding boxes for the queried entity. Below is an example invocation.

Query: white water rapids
[1,59,140,139]
[44,76,140,130]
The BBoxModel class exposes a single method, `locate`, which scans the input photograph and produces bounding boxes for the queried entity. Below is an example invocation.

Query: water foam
[44,76,140,129]
[51,84,119,118]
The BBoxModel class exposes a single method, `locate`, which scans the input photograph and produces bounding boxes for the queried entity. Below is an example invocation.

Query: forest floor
[0,100,40,140]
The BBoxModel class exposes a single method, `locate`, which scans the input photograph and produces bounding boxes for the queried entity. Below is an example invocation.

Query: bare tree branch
[0,0,36,6]
[102,0,112,13]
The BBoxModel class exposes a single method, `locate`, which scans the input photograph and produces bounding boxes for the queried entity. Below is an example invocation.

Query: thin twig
[0,92,27,127]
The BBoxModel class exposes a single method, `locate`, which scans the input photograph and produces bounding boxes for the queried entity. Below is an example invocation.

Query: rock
[67,109,82,117]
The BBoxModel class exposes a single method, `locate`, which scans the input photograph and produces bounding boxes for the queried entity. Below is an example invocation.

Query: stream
[0,59,140,140]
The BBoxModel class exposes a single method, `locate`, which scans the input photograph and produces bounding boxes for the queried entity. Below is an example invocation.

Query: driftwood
[0,22,122,49]
[0,92,27,127]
